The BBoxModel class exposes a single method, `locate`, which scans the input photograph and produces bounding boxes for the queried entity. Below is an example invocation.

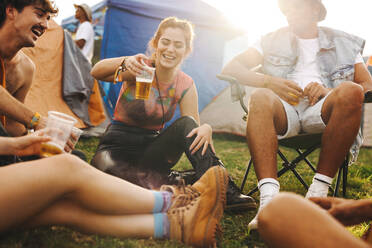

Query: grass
[0,133,371,247]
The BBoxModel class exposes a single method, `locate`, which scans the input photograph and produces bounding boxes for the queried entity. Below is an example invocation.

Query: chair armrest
[216,74,238,85]
[216,74,248,115]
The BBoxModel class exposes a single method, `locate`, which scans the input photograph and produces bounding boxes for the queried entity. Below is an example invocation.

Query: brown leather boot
[167,166,228,247]
[160,181,200,210]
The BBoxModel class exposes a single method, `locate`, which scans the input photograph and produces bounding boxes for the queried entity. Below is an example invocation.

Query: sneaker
[167,166,228,247]
[226,179,256,212]
[305,183,329,198]
[248,192,277,230]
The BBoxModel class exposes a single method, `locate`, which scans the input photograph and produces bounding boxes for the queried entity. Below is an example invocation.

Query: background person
[74,3,94,62]
[221,0,372,228]
[90,16,256,211]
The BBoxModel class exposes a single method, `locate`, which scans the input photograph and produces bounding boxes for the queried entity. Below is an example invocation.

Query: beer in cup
[40,111,77,158]
[135,62,155,100]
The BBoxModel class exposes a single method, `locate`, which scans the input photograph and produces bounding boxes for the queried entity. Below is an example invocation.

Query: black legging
[91,116,222,189]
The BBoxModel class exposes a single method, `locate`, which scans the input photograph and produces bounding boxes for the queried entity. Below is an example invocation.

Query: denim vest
[260,26,365,162]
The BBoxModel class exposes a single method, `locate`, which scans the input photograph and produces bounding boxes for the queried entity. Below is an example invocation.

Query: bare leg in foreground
[0,154,156,234]
[258,193,370,248]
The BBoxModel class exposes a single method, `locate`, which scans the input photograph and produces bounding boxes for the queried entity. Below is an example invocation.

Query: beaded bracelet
[28,112,41,129]
[120,56,128,71]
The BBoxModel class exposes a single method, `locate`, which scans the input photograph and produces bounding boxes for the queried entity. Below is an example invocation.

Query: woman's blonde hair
[147,17,195,60]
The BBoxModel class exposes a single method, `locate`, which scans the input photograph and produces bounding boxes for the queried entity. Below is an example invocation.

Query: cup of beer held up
[135,61,155,100]
[40,111,77,158]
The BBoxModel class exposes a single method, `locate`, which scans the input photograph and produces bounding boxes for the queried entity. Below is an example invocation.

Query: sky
[53,0,372,55]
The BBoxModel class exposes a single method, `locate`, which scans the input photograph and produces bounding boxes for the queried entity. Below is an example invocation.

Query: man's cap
[278,0,327,21]
[74,3,92,22]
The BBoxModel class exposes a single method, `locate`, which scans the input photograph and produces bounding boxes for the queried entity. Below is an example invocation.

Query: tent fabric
[63,30,94,126]
[88,79,107,125]
[23,20,106,128]
[200,86,253,137]
[106,0,238,30]
[100,0,241,122]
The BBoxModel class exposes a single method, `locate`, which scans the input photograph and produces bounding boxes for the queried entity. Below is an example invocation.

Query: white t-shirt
[253,38,364,89]
[75,21,94,62]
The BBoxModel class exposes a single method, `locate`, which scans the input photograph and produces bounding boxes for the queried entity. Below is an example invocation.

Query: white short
[278,92,332,140]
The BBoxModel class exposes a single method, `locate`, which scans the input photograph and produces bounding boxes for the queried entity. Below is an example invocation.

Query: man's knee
[333,82,364,109]
[249,88,277,113]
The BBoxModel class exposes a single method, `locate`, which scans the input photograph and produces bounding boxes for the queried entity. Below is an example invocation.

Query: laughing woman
[90,17,255,211]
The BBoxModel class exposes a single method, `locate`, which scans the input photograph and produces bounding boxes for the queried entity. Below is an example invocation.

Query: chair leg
[247,185,259,196]
[240,158,253,192]
[278,149,309,190]
[342,156,349,198]
[296,149,316,173]
[333,168,342,197]
[333,156,349,197]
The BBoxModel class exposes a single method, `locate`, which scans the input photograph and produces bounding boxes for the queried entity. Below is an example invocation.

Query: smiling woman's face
[155,27,188,70]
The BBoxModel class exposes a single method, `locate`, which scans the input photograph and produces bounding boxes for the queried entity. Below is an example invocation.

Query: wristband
[113,66,122,84]
[28,112,41,129]
[120,56,128,72]
[113,57,128,84]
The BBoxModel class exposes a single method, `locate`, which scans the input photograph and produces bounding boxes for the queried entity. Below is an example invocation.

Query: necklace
[154,72,165,130]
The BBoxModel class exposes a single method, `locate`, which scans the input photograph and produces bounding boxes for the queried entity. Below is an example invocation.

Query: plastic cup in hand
[135,61,155,100]
[40,111,77,157]
[70,127,83,150]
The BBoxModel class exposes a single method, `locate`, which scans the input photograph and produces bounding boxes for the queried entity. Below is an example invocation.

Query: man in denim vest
[222,0,372,229]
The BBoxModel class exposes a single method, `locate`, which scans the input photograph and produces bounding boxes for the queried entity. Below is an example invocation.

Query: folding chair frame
[240,144,349,197]
[216,74,352,198]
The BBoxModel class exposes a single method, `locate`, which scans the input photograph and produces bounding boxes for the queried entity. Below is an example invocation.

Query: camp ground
[60,0,372,147]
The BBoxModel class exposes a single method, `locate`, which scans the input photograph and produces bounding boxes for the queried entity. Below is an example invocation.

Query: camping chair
[216,74,372,197]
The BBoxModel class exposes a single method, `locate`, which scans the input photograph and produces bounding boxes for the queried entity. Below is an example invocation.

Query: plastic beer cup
[40,111,77,157]
[135,61,155,100]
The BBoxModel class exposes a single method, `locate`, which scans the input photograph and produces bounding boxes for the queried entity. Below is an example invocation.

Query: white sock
[312,173,332,189]
[306,173,333,198]
[258,178,280,208]
[258,178,280,195]
[248,178,280,229]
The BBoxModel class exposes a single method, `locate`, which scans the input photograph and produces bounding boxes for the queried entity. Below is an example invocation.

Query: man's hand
[310,197,372,226]
[267,76,303,105]
[65,132,79,153]
[11,130,51,156]
[303,82,330,106]
[34,116,78,152]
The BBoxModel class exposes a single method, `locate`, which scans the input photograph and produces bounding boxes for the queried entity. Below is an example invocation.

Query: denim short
[278,92,332,139]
